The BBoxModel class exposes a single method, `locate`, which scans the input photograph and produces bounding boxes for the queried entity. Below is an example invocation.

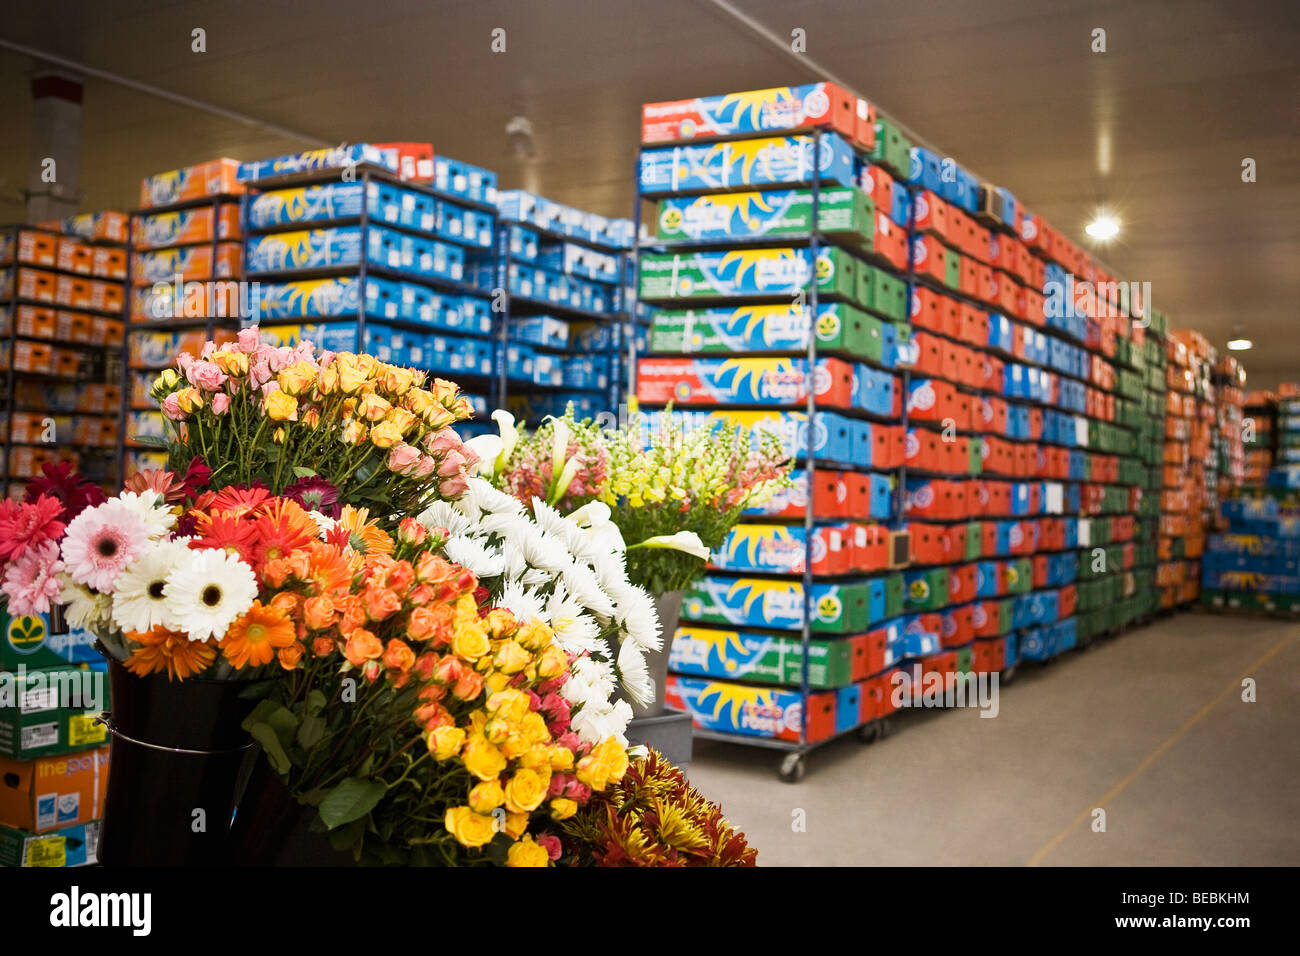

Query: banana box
[127,327,236,368]
[244,226,354,272]
[654,187,873,246]
[639,246,861,301]
[131,242,242,286]
[125,450,167,478]
[0,609,98,672]
[636,355,856,407]
[669,627,870,689]
[133,204,242,249]
[648,302,881,358]
[0,664,108,759]
[642,82,858,143]
[746,468,848,519]
[682,575,871,634]
[237,144,395,183]
[435,156,498,206]
[52,211,128,244]
[140,158,242,207]
[664,675,837,743]
[710,524,848,575]
[648,409,858,466]
[639,131,858,194]
[253,277,359,319]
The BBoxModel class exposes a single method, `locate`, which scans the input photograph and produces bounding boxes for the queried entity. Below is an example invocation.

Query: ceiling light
[1227,338,1253,351]
[1085,214,1120,241]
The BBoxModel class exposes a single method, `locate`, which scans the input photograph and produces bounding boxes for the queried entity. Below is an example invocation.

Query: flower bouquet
[483,404,791,716]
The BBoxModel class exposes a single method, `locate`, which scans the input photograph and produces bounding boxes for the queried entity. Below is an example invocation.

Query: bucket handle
[95,714,257,757]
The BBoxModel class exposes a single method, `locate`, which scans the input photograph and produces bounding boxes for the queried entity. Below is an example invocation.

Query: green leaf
[291,466,318,478]
[248,721,291,774]
[130,434,169,448]
[236,679,277,701]
[327,818,366,851]
[305,690,327,717]
[296,713,326,749]
[318,777,386,830]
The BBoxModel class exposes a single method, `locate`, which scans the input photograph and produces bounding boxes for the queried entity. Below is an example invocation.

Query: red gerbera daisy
[0,495,67,561]
[250,498,320,569]
[210,484,271,517]
[23,461,106,521]
[191,510,260,565]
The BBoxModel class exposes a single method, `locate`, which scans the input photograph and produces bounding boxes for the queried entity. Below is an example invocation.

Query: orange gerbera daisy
[210,485,271,517]
[305,541,355,596]
[336,505,394,557]
[251,498,320,568]
[191,510,260,565]
[124,627,217,681]
[220,600,296,669]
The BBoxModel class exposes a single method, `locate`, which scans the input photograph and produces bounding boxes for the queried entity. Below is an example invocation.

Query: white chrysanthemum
[465,478,524,516]
[497,580,547,625]
[530,498,585,551]
[617,638,654,708]
[475,510,528,540]
[515,524,573,575]
[612,584,664,652]
[568,655,616,704]
[59,577,113,633]
[562,560,615,616]
[116,490,176,538]
[417,501,474,537]
[161,548,257,641]
[111,537,195,634]
[570,697,633,746]
[443,535,505,577]
[520,567,554,588]
[308,511,337,538]
[545,588,603,655]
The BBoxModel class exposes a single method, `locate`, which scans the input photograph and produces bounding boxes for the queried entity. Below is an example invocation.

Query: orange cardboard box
[16,230,57,268]
[139,157,243,208]
[17,268,56,302]
[15,305,56,339]
[0,747,109,833]
[92,247,128,281]
[56,238,94,275]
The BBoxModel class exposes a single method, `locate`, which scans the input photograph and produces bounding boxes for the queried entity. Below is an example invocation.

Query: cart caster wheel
[857,720,882,744]
[878,714,896,738]
[779,753,805,783]
[1001,663,1018,685]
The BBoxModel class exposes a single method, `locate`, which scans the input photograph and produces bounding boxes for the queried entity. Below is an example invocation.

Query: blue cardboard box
[639,131,858,194]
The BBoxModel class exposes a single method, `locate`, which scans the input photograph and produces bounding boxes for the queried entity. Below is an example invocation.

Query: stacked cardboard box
[1242,390,1276,485]
[0,222,127,497]
[1201,494,1300,614]
[1214,355,1247,512]
[479,191,634,424]
[635,85,934,744]
[0,609,110,867]
[239,145,500,401]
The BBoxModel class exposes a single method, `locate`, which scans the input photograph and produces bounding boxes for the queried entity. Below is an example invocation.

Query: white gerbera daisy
[308,511,337,538]
[497,580,547,625]
[115,490,176,538]
[162,548,258,641]
[59,577,113,633]
[111,537,195,634]
[617,638,654,708]
[443,536,504,577]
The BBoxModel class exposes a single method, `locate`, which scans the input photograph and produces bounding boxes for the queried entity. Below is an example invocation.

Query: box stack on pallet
[1157,333,1209,607]
[1242,390,1277,485]
[1131,309,1169,626]
[0,608,109,868]
[633,84,927,773]
[1,219,127,497]
[239,144,498,414]
[1213,355,1247,518]
[126,158,245,475]
[475,191,633,425]
[1201,488,1300,616]
[905,144,1073,671]
[1268,387,1300,490]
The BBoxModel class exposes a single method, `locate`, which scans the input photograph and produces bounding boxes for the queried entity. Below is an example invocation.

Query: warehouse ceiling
[1,0,1296,380]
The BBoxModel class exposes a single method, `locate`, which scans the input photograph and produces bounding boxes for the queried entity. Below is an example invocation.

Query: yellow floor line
[1026,633,1296,867]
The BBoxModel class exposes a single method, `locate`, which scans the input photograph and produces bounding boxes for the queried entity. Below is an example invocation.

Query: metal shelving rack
[630,123,916,781]
[120,192,243,478]
[237,163,499,414]
[1,224,126,498]
[489,214,631,425]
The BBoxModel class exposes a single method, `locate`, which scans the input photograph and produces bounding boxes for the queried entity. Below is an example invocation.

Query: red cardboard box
[912,234,947,283]
[374,142,435,183]
[949,563,979,604]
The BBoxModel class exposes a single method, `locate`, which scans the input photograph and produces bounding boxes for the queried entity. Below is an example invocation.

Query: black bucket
[225,755,352,866]
[97,654,260,866]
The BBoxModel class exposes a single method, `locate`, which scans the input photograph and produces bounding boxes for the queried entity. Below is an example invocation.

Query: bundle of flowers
[556,748,757,866]
[485,405,792,593]
[415,478,661,746]
[146,327,479,518]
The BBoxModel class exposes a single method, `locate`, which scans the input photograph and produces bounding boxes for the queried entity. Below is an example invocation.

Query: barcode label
[20,722,59,751]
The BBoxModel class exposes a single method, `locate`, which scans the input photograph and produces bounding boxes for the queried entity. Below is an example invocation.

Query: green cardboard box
[944,248,962,289]
[647,301,874,357]
[654,187,875,247]
[963,522,984,560]
[0,609,98,673]
[871,118,912,179]
[0,665,108,759]
[0,820,99,868]
[668,627,859,688]
[638,247,861,303]
[905,567,949,611]
[857,265,908,321]
[883,572,906,619]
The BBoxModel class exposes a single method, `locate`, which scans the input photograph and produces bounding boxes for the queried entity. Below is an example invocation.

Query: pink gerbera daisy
[0,495,66,561]
[60,499,151,592]
[1,540,64,616]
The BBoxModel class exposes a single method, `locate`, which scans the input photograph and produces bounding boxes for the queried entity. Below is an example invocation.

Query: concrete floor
[687,612,1300,866]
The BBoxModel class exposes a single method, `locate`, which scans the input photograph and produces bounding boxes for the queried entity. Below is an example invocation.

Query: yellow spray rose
[368,419,404,449]
[444,806,497,848]
[461,735,507,781]
[468,778,505,814]
[451,622,491,660]
[264,389,298,421]
[175,386,204,414]
[503,768,548,814]
[549,798,578,821]
[505,837,550,868]
[277,360,317,397]
[492,640,531,675]
[503,811,529,840]
[428,725,466,760]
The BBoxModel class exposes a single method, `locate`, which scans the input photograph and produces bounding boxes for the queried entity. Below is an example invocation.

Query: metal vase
[630,590,683,719]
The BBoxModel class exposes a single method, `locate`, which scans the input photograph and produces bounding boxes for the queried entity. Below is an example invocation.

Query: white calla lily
[490,409,518,471]
[463,434,503,475]
[631,530,711,562]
